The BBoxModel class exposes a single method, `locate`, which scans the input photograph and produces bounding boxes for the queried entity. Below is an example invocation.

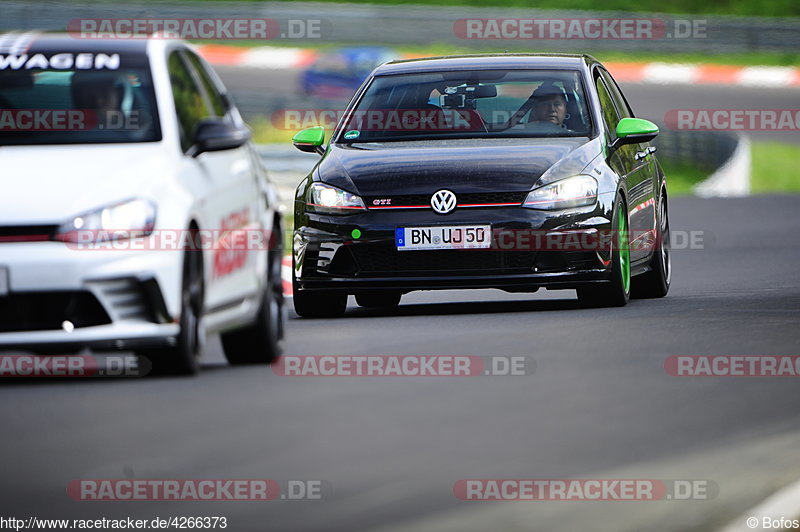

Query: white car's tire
[221,249,286,365]
[138,247,204,375]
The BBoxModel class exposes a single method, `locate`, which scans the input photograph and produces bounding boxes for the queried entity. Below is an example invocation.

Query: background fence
[1,1,750,178]
[2,1,799,53]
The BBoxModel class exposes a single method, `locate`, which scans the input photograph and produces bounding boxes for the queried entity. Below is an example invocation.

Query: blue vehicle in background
[299,47,398,101]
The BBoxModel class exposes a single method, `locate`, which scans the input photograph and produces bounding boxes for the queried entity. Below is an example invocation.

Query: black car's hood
[317,137,599,196]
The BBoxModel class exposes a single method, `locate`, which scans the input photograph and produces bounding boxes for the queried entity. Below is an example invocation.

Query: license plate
[396,225,491,251]
[0,267,7,296]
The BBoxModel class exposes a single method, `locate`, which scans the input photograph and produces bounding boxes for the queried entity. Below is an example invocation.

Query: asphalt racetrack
[1,61,799,532]
[1,194,799,531]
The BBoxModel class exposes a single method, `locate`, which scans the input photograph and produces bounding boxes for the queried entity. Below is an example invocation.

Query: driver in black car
[527,82,569,129]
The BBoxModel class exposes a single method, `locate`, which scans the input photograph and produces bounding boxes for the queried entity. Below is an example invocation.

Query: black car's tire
[577,196,631,308]
[293,284,347,318]
[222,248,286,365]
[138,248,204,376]
[355,292,402,308]
[632,191,671,299]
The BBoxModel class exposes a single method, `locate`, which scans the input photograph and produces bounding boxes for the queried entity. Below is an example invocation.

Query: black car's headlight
[55,199,156,242]
[306,183,366,215]
[523,175,598,210]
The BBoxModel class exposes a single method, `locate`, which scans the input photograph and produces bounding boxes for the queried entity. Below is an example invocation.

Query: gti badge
[431,189,457,214]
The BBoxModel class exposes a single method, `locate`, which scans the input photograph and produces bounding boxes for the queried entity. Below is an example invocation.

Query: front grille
[346,242,537,276]
[0,225,59,243]
[365,191,527,209]
[0,291,111,332]
[318,243,602,278]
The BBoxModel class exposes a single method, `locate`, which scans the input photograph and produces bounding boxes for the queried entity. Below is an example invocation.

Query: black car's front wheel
[632,190,671,298]
[577,197,631,308]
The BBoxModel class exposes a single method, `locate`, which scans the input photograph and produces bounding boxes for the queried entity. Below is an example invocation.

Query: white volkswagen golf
[0,33,286,374]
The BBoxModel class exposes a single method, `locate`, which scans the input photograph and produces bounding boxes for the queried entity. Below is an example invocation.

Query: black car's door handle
[635,146,657,160]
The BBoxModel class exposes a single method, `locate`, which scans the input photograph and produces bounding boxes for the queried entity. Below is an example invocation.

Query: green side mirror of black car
[610,117,659,153]
[292,126,326,155]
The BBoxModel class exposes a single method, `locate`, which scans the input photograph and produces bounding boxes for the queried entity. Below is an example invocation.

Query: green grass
[282,213,294,252]
[661,162,709,196]
[250,115,299,144]
[592,51,800,67]
[175,0,800,17]
[398,45,800,67]
[750,141,800,193]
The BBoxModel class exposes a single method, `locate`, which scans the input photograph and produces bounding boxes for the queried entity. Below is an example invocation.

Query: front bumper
[0,322,180,353]
[294,205,614,293]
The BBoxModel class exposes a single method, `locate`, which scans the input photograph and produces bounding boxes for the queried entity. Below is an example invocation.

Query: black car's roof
[374,54,598,76]
[0,33,150,55]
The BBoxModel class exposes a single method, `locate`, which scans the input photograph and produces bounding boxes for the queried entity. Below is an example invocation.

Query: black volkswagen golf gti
[291,54,671,318]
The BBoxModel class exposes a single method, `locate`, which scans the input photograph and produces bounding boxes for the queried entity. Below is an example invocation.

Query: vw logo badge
[431,189,457,214]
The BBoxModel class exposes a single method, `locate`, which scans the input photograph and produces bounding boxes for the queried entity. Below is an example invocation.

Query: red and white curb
[282,255,292,298]
[694,135,751,197]
[196,44,800,88]
[195,44,319,69]
[605,61,800,87]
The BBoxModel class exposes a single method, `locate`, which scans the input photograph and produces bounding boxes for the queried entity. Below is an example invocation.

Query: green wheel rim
[618,204,630,294]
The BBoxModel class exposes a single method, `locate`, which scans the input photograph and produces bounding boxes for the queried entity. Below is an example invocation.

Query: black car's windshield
[0,56,160,145]
[336,69,592,143]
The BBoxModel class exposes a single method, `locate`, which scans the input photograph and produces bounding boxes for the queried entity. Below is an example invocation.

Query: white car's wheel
[222,237,286,364]
[138,247,204,375]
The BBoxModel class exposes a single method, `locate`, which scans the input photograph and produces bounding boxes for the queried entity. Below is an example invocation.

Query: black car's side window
[594,74,621,141]
[168,51,210,152]
[598,68,633,120]
[185,52,228,118]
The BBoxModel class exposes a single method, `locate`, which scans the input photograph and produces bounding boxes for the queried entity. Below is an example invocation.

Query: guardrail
[652,123,740,172]
[2,1,799,53]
